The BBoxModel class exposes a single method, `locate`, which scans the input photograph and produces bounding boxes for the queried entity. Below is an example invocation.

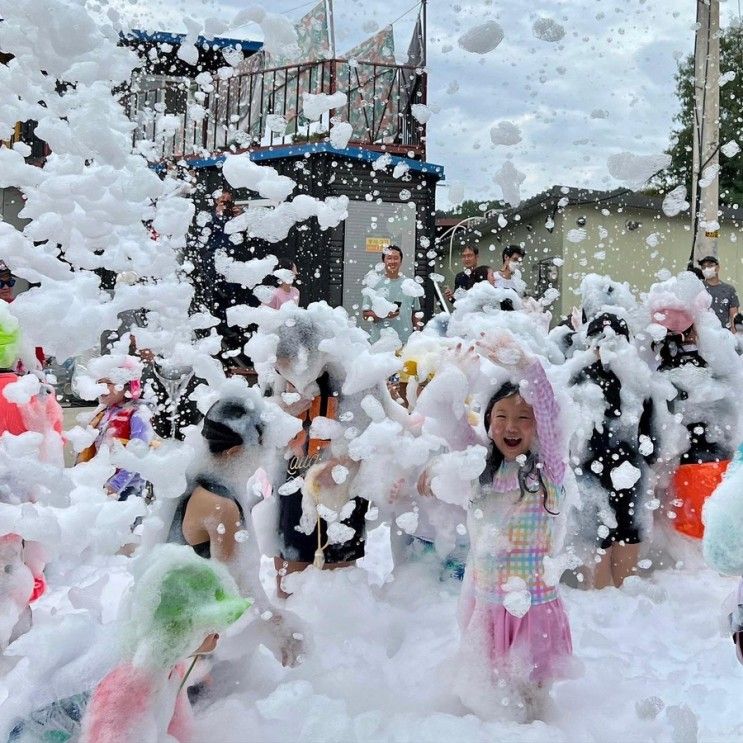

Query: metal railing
[124,58,427,161]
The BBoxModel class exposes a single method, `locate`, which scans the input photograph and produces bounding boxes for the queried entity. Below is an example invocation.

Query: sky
[95,0,742,209]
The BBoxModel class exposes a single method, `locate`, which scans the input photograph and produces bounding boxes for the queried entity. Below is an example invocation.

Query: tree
[656,23,743,206]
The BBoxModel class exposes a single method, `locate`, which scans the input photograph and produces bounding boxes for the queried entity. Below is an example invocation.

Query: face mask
[702,266,717,279]
[509,260,523,272]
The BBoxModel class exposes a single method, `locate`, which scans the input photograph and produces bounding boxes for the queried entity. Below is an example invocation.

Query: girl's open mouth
[503,437,522,448]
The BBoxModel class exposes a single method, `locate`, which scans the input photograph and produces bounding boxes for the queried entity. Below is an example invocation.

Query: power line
[227,0,420,41]
[228,0,317,33]
[277,0,319,15]
[389,1,422,29]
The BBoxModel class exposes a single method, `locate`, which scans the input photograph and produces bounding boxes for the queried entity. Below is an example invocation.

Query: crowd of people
[444,244,527,304]
[2,240,743,739]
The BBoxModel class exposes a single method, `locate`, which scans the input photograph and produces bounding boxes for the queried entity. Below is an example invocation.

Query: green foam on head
[153,564,251,644]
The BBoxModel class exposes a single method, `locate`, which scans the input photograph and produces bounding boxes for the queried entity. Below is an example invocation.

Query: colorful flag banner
[338,26,397,143]
[406,8,425,68]
[267,0,332,67]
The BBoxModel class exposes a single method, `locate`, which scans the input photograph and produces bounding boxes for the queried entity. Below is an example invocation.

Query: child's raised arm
[521,359,565,486]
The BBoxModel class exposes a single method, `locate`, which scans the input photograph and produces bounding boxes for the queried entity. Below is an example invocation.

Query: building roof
[435,217,465,228]
[120,30,262,76]
[482,185,743,230]
[164,142,444,178]
[122,30,263,54]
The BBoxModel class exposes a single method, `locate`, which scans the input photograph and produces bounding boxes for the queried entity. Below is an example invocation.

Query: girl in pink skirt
[455,332,572,721]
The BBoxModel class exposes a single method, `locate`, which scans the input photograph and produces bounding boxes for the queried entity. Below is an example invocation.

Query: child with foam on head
[452,329,572,721]
[76,355,154,500]
[262,257,300,309]
[78,545,252,743]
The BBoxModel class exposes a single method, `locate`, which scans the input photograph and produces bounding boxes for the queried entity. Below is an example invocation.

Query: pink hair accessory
[652,307,695,333]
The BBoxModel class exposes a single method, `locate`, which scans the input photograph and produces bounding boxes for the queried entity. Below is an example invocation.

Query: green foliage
[657,23,743,206]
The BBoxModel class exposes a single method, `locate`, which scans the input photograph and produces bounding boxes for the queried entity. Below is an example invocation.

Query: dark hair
[275,314,318,362]
[586,312,630,341]
[384,245,403,259]
[502,244,525,262]
[734,313,743,327]
[262,256,296,288]
[687,264,704,281]
[471,265,491,284]
[480,382,557,515]
[276,256,296,272]
[201,400,263,454]
[461,245,479,256]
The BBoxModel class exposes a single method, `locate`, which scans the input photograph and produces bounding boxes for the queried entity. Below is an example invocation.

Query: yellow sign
[366,237,391,253]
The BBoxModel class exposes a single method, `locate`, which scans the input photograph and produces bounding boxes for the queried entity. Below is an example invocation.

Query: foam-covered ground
[2,527,740,742]
[182,528,742,743]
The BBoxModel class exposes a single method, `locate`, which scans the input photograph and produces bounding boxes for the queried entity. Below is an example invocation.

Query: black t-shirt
[454,269,475,292]
[278,374,366,563]
[575,361,656,482]
[454,266,492,297]
[705,281,739,327]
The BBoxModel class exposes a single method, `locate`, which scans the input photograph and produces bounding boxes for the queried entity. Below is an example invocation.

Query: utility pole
[691,0,721,263]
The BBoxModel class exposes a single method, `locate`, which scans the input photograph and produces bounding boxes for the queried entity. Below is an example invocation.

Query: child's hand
[476,329,534,371]
[387,477,407,504]
[570,306,583,331]
[386,379,403,403]
[442,342,480,383]
[416,469,433,497]
[281,391,313,418]
[272,610,309,667]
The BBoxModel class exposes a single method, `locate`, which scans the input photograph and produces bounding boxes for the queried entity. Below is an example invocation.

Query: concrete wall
[558,205,743,317]
[436,212,564,313]
[439,201,743,320]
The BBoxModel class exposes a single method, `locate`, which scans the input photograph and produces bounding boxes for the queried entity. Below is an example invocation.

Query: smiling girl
[76,355,153,501]
[456,331,572,720]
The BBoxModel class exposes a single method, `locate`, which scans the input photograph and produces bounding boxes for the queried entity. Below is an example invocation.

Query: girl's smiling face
[98,379,127,407]
[488,393,536,460]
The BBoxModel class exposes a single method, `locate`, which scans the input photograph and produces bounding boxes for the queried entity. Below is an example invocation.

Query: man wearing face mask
[699,256,739,331]
[493,245,527,296]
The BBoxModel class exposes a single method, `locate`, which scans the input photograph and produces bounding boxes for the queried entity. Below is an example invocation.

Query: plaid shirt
[467,360,566,606]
